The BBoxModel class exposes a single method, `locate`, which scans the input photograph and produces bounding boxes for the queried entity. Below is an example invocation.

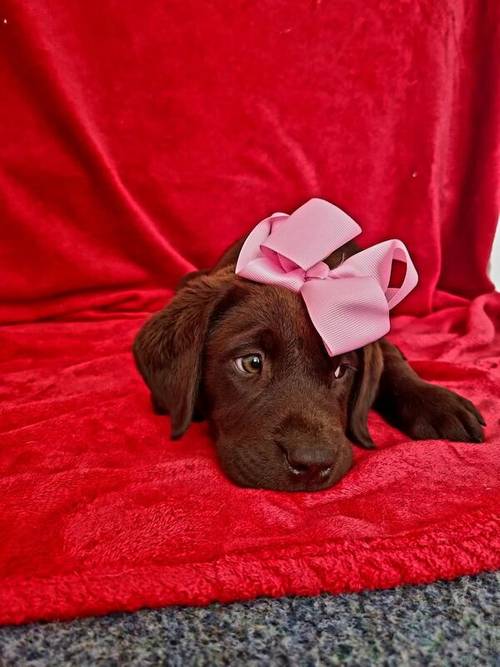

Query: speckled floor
[1,572,498,666]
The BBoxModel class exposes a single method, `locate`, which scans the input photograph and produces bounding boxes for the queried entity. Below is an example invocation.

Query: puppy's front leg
[375,339,485,443]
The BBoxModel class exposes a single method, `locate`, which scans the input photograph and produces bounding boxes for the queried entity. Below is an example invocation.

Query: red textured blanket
[1,1,499,624]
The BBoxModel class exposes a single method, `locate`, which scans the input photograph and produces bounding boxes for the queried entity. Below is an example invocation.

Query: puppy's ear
[133,273,232,440]
[347,342,384,449]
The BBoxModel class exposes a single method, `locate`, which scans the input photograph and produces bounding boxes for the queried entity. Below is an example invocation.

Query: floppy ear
[133,272,232,440]
[347,342,384,449]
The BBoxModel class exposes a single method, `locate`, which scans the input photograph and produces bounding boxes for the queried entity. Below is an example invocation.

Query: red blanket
[1,1,498,624]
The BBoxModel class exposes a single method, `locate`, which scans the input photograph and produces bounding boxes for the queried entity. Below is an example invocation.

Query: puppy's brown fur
[134,239,485,491]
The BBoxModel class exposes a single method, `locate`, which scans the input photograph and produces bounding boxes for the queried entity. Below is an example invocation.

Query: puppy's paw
[394,383,486,443]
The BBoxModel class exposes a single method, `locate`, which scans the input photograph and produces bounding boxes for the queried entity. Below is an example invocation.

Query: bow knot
[305,261,330,280]
[235,198,418,356]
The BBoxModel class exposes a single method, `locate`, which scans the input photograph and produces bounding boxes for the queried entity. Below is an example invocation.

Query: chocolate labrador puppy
[133,236,485,491]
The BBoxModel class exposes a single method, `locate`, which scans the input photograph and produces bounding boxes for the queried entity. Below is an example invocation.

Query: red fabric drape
[0,1,498,624]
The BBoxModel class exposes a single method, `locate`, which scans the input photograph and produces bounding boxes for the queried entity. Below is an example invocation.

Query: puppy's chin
[215,439,353,492]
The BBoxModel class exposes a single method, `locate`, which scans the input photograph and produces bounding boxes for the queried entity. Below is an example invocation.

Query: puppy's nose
[281,445,335,480]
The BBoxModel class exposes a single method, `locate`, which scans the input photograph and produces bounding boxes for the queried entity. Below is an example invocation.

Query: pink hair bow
[235,198,418,356]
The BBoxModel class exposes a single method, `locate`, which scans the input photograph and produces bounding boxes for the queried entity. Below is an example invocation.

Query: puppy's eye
[234,353,263,375]
[333,363,351,379]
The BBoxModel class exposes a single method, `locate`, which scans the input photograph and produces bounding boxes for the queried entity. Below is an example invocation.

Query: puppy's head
[134,268,383,491]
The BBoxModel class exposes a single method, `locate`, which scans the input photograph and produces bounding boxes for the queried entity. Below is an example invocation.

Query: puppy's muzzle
[277,440,336,483]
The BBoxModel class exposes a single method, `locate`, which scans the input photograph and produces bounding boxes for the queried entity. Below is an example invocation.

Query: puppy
[133,235,485,491]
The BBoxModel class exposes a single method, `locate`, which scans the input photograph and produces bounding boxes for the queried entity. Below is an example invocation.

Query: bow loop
[235,198,418,356]
[262,198,361,270]
[331,239,418,309]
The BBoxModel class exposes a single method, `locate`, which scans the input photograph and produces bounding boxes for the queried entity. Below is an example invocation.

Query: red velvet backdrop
[1,1,499,624]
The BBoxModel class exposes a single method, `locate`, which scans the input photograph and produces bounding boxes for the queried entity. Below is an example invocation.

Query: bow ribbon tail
[300,276,391,357]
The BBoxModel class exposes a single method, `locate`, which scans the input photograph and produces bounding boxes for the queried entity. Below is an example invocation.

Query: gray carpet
[1,572,498,666]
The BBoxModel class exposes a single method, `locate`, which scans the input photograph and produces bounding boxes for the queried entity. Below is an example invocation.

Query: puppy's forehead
[216,280,314,341]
